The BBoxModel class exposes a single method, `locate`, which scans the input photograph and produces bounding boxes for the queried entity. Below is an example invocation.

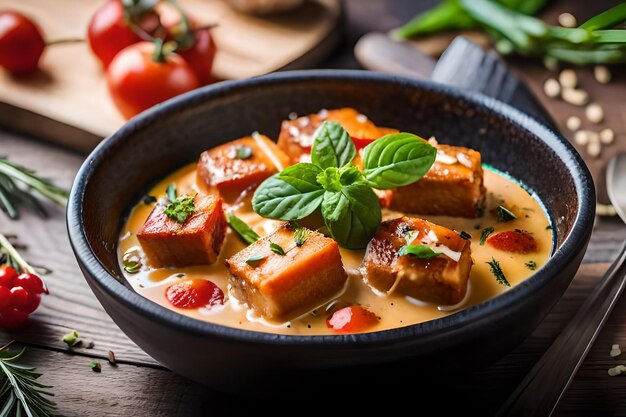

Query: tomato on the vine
[106,40,199,119]
[87,0,161,67]
[0,11,45,74]
[176,28,216,85]
[0,268,46,330]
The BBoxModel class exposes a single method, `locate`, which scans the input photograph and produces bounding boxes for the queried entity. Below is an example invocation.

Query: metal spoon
[497,152,626,416]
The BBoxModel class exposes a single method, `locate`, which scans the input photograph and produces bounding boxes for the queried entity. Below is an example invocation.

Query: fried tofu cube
[137,194,226,268]
[361,216,472,305]
[383,145,486,218]
[196,134,290,203]
[277,108,398,163]
[225,224,347,322]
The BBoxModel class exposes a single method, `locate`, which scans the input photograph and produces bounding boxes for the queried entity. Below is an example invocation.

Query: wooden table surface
[1,1,626,416]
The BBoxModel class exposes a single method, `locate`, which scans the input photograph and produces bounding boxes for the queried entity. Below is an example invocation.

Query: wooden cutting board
[0,0,342,151]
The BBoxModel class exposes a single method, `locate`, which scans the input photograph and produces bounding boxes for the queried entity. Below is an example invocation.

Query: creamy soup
[118,162,552,335]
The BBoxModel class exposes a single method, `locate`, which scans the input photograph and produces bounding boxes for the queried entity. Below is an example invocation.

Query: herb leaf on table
[0,341,56,417]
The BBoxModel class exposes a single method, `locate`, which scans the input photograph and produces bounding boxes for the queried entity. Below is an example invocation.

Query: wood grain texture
[0,0,341,145]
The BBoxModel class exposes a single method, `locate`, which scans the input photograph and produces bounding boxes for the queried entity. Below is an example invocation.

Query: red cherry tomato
[0,308,28,330]
[177,28,216,85]
[0,266,18,287]
[351,137,376,151]
[14,273,46,295]
[487,229,538,254]
[87,0,161,67]
[166,279,224,309]
[106,41,199,119]
[0,11,45,74]
[0,286,11,311]
[326,305,378,334]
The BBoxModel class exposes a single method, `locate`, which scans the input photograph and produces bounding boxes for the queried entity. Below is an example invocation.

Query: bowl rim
[67,69,595,347]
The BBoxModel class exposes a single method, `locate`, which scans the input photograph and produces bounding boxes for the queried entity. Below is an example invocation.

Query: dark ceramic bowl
[67,70,595,393]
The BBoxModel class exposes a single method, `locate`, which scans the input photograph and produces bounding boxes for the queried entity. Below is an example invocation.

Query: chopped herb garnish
[497,205,517,222]
[166,183,177,202]
[245,254,266,266]
[165,195,195,224]
[479,227,494,246]
[525,260,537,270]
[90,361,102,373]
[398,244,442,259]
[270,242,286,256]
[143,195,157,205]
[122,249,142,274]
[294,227,314,247]
[227,215,260,245]
[546,224,553,230]
[62,330,80,347]
[236,145,253,159]
[459,231,472,240]
[487,258,510,287]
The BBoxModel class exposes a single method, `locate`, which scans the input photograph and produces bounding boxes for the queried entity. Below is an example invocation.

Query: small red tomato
[14,273,46,295]
[0,308,29,330]
[8,287,40,314]
[166,279,224,309]
[87,0,161,67]
[351,137,376,151]
[106,41,199,119]
[326,305,378,334]
[0,286,11,311]
[177,28,216,85]
[487,229,538,254]
[0,266,18,287]
[0,11,45,74]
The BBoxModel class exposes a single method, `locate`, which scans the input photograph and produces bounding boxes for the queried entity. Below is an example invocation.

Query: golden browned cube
[137,194,227,268]
[277,108,398,164]
[383,145,486,218]
[197,134,290,203]
[361,216,472,305]
[225,224,347,322]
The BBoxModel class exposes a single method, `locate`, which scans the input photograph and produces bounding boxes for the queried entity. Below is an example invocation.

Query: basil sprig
[252,121,437,249]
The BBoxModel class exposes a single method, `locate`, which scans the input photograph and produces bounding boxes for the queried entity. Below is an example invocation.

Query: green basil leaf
[362,133,437,189]
[252,163,324,220]
[311,121,356,169]
[227,215,260,245]
[398,244,442,259]
[321,183,381,249]
[316,167,342,192]
[339,165,364,185]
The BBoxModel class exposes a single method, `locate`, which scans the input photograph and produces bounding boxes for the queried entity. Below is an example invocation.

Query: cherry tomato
[106,41,199,119]
[177,28,216,85]
[0,11,45,74]
[487,230,538,254]
[326,305,378,334]
[166,279,224,309]
[0,266,17,287]
[87,0,161,67]
[0,286,11,311]
[351,137,376,151]
[14,273,46,295]
[0,308,28,330]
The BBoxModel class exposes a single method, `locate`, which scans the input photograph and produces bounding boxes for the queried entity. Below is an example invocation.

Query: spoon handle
[497,240,626,417]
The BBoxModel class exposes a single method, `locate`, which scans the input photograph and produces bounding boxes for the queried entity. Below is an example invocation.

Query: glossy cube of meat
[277,108,398,164]
[225,224,347,322]
[383,145,486,218]
[137,194,226,268]
[361,216,472,305]
[196,134,290,203]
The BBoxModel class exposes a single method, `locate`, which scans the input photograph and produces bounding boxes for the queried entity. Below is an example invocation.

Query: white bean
[558,12,577,28]
[585,103,604,124]
[566,116,581,131]
[559,69,577,89]
[600,128,615,144]
[543,78,561,98]
[594,65,611,84]
[562,88,589,106]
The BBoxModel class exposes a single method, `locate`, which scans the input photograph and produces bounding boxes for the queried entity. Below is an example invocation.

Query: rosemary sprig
[0,157,69,220]
[0,233,49,294]
[0,341,56,417]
